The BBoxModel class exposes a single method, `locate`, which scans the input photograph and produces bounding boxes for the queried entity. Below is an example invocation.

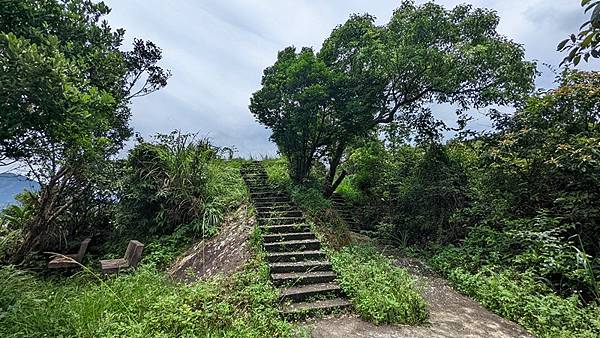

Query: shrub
[330,244,427,325]
[442,267,600,337]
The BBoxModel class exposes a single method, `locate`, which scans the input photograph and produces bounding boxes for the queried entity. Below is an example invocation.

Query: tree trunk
[323,142,347,197]
[325,169,348,198]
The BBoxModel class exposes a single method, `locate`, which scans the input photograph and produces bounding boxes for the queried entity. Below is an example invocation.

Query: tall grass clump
[330,244,428,325]
[116,132,248,240]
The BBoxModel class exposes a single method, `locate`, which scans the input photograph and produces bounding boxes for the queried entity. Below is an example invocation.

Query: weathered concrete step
[256,205,297,212]
[254,201,294,207]
[250,191,286,197]
[282,298,351,315]
[266,250,325,263]
[260,224,310,234]
[258,216,305,225]
[243,177,267,181]
[280,282,342,302]
[258,210,303,218]
[244,180,268,185]
[269,260,331,273]
[251,192,286,198]
[263,232,315,243]
[252,196,291,203]
[271,271,336,286]
[264,239,320,252]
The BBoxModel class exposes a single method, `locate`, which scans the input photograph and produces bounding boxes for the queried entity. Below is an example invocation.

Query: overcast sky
[103,0,596,157]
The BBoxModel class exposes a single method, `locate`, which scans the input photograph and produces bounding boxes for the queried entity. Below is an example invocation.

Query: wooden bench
[48,238,91,269]
[100,240,144,275]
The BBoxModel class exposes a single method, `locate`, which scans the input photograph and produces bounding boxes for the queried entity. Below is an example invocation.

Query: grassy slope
[0,159,301,337]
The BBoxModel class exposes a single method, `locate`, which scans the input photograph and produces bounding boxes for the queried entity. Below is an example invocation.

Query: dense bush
[435,266,600,337]
[330,244,427,325]
[339,70,600,336]
[117,132,218,235]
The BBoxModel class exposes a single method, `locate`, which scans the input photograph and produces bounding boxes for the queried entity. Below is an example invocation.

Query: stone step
[254,200,294,207]
[251,192,286,198]
[250,191,285,197]
[269,260,331,273]
[263,232,315,243]
[244,180,268,184]
[258,216,305,225]
[256,205,297,212]
[258,210,303,218]
[266,250,325,263]
[282,298,351,315]
[260,224,310,234]
[279,282,342,302]
[263,239,320,252]
[253,196,291,203]
[243,177,268,181]
[272,271,337,286]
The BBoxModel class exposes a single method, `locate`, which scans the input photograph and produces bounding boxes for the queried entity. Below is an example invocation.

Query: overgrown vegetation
[251,0,535,196]
[0,248,298,337]
[336,70,600,337]
[2,0,600,336]
[0,0,170,262]
[330,244,427,325]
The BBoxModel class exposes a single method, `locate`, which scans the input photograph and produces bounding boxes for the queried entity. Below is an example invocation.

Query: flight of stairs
[241,161,350,316]
[331,192,359,230]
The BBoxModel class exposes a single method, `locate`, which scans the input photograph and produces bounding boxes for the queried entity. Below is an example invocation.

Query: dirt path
[306,250,534,338]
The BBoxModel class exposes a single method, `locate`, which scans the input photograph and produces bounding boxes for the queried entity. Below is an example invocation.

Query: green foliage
[250,47,335,183]
[330,244,428,325]
[0,256,297,337]
[337,70,600,336]
[436,266,600,337]
[251,1,535,192]
[0,0,170,261]
[262,157,292,187]
[117,132,244,236]
[558,0,600,65]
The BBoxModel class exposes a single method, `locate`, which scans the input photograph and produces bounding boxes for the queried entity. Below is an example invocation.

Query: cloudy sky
[104,0,595,157]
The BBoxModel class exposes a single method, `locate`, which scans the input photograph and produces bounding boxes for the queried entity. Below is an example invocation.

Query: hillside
[0,173,38,209]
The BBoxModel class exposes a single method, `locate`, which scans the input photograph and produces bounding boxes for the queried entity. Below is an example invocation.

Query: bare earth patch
[307,246,534,338]
[169,204,253,283]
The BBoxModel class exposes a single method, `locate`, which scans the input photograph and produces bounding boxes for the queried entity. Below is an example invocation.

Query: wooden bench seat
[100,240,144,275]
[48,238,91,269]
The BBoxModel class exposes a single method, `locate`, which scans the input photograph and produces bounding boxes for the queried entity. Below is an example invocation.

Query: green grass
[261,157,291,187]
[431,257,600,338]
[330,243,428,325]
[0,255,297,337]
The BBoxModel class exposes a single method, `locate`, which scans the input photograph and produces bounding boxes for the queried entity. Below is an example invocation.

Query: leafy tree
[0,0,170,260]
[485,70,600,256]
[558,0,600,65]
[251,1,536,195]
[250,47,335,183]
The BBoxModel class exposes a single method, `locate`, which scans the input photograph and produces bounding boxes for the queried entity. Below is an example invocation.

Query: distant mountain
[0,173,39,209]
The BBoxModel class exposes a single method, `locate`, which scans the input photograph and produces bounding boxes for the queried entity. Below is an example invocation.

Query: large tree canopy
[0,0,170,260]
[250,47,334,182]
[250,1,536,194]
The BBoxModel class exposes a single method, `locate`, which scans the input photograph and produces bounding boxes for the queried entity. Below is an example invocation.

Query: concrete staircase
[241,161,350,315]
[331,192,359,230]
